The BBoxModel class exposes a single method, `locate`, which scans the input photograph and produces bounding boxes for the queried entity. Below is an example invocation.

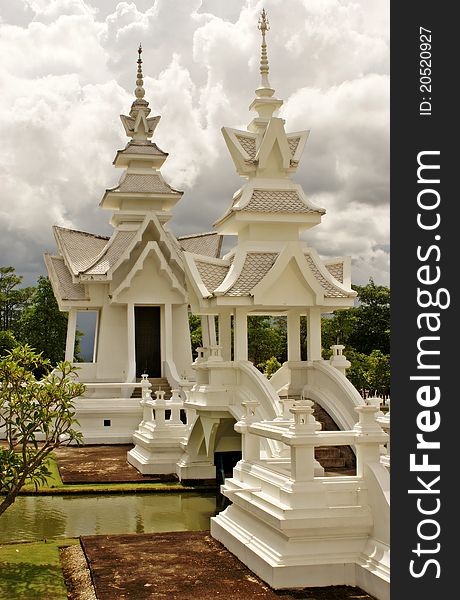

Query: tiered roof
[45,47,223,308]
[183,10,356,311]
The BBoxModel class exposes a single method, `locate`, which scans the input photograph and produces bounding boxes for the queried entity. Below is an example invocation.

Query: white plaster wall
[74,398,142,443]
[258,259,315,306]
[116,255,185,305]
[96,302,128,380]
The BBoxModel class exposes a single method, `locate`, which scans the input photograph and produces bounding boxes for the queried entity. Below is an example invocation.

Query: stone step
[131,378,172,399]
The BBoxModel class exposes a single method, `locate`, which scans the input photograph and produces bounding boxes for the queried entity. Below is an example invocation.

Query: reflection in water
[0,493,218,544]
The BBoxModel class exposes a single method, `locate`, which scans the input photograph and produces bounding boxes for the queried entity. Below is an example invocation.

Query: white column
[219,311,232,361]
[287,310,301,362]
[234,308,248,362]
[201,315,211,347]
[306,307,322,361]
[208,315,217,346]
[65,309,77,362]
[127,303,136,381]
[164,303,173,362]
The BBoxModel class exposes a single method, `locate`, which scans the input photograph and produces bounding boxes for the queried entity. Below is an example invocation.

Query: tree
[188,314,203,358]
[258,356,282,379]
[366,350,391,400]
[348,279,390,355]
[0,345,84,516]
[0,330,17,356]
[321,279,390,399]
[0,267,35,335]
[248,316,285,367]
[19,276,68,365]
[322,279,390,355]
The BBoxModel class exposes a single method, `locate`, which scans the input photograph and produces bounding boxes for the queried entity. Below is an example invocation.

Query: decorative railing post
[329,344,351,375]
[153,389,166,427]
[288,398,319,482]
[354,404,388,477]
[168,389,184,425]
[208,345,223,362]
[377,398,390,468]
[195,346,209,364]
[238,399,261,462]
[140,373,153,425]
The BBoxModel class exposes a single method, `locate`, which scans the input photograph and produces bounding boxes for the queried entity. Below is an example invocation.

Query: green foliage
[258,356,282,379]
[0,267,35,335]
[188,314,202,358]
[323,278,390,355]
[0,330,18,356]
[18,277,68,366]
[321,279,390,398]
[0,345,84,516]
[366,350,390,398]
[248,316,285,367]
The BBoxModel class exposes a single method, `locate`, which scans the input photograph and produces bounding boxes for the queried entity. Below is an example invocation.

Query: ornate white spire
[120,44,160,142]
[135,44,146,100]
[129,43,151,119]
[248,9,283,132]
[256,8,274,98]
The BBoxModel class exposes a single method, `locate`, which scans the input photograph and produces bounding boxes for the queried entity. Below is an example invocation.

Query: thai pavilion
[45,11,389,599]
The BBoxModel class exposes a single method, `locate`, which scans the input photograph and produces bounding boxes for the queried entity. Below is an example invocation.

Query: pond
[0,492,218,544]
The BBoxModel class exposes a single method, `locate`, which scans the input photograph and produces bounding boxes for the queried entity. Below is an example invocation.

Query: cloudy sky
[0,0,389,288]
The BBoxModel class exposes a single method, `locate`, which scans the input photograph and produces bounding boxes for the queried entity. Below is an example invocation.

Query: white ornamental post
[239,399,260,463]
[354,404,388,477]
[153,389,166,427]
[168,389,183,425]
[289,398,319,482]
[329,344,351,375]
[140,374,153,425]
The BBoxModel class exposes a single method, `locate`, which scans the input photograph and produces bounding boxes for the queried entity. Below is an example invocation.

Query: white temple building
[45,46,222,443]
[45,13,389,599]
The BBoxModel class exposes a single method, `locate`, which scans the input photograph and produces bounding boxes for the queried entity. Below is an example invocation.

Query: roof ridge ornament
[256,8,275,98]
[135,43,145,101]
[129,42,151,119]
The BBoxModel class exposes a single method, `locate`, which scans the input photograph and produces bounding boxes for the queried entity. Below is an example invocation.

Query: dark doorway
[135,306,161,378]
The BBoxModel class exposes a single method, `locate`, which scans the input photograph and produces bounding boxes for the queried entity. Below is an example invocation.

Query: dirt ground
[54,444,177,484]
[79,531,376,600]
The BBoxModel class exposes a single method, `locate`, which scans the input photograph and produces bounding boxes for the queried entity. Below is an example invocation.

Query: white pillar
[306,307,322,361]
[201,315,212,347]
[234,308,248,362]
[219,312,232,361]
[65,309,77,362]
[287,310,301,362]
[127,303,136,381]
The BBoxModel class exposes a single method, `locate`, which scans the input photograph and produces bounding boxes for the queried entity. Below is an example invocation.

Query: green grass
[0,538,78,600]
[21,454,63,492]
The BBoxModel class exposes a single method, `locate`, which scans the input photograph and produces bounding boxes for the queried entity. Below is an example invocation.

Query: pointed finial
[135,43,145,100]
[256,9,274,96]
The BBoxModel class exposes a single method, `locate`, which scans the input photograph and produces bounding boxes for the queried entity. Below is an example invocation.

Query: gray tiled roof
[287,137,301,156]
[179,232,223,258]
[241,190,323,214]
[48,256,88,300]
[84,230,137,275]
[235,134,257,159]
[119,142,167,156]
[305,256,349,298]
[325,262,344,283]
[195,261,230,293]
[54,227,109,274]
[226,253,278,296]
[111,173,181,195]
